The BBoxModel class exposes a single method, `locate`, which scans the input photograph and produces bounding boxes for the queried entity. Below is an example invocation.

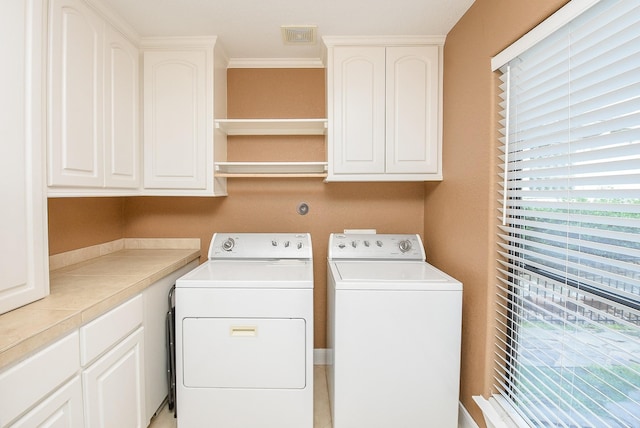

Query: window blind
[495,1,640,427]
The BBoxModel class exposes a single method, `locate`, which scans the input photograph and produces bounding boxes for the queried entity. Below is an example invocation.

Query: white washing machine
[175,233,314,428]
[327,233,462,428]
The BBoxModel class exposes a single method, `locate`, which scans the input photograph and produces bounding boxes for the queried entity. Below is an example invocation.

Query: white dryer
[176,233,314,428]
[327,233,462,428]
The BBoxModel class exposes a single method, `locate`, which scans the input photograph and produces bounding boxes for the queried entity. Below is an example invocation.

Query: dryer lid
[177,259,314,288]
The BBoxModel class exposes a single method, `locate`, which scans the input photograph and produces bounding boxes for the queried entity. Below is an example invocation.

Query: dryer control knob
[398,240,412,253]
[222,238,235,251]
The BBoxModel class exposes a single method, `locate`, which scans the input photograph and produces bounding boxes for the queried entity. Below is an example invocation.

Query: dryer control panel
[328,233,426,261]
[209,233,312,260]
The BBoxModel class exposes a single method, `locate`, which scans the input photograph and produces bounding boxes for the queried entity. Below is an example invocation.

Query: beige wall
[425,0,568,425]
[48,197,125,254]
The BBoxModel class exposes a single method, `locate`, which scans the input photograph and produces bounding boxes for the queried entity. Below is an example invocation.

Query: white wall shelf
[214,118,328,178]
[215,118,327,135]
[214,162,328,178]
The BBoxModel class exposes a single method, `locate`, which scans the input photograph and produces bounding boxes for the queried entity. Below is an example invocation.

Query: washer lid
[331,261,462,291]
[177,260,314,288]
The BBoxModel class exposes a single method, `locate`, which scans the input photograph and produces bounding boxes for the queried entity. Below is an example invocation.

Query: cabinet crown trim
[228,58,324,68]
[140,36,220,49]
[322,35,445,47]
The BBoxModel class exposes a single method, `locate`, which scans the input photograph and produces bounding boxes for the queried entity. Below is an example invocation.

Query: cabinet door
[143,50,208,190]
[11,377,84,428]
[385,46,440,174]
[0,332,80,426]
[331,46,386,174]
[48,0,104,187]
[104,25,139,189]
[83,327,145,428]
[0,0,49,314]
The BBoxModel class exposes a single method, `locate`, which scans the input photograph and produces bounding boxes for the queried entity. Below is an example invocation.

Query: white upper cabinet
[47,5,229,196]
[329,46,386,175]
[48,0,140,195]
[142,38,228,196]
[385,46,440,175]
[324,37,444,181]
[142,50,207,189]
[0,0,49,314]
[104,24,140,189]
[48,0,104,188]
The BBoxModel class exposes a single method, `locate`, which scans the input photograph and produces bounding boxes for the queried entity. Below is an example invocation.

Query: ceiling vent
[281,25,317,45]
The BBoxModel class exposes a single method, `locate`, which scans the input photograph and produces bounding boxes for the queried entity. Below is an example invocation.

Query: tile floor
[148,365,332,428]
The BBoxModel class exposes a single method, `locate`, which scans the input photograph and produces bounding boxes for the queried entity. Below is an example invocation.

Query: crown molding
[228,57,325,68]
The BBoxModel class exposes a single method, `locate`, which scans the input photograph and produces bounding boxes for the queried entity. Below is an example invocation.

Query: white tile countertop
[0,239,200,370]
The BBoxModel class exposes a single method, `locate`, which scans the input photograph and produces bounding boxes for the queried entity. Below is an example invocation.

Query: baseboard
[459,401,480,428]
[314,348,329,365]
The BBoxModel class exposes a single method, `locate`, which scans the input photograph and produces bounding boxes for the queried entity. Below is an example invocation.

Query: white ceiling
[100,0,475,63]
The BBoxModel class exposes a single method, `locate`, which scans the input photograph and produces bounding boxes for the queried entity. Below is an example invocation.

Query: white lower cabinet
[0,272,188,427]
[80,294,146,428]
[11,376,84,428]
[83,327,145,428]
[0,332,81,427]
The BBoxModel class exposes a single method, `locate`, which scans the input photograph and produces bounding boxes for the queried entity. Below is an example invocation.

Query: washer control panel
[328,233,426,261]
[209,233,312,260]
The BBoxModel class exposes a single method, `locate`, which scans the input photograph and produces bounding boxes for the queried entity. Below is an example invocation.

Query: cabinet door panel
[104,25,139,189]
[0,0,49,313]
[48,0,103,187]
[386,46,439,174]
[0,332,79,425]
[11,377,84,428]
[332,47,385,174]
[143,51,207,189]
[80,294,143,366]
[83,327,145,428]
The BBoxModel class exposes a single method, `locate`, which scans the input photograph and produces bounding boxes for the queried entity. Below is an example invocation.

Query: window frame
[491,0,640,426]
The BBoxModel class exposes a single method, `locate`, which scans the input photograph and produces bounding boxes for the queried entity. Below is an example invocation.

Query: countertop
[0,239,201,370]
